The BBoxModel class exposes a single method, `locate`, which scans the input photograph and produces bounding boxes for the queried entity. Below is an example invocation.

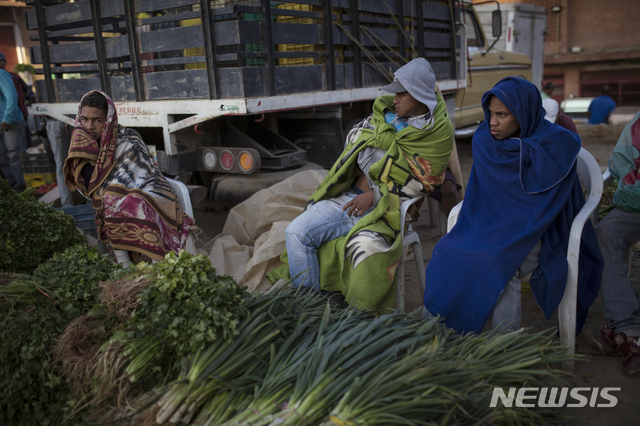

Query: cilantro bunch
[0,178,84,274]
[116,251,249,381]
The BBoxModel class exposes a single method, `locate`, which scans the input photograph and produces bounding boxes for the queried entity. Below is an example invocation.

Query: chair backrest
[592,168,614,226]
[576,148,604,228]
[166,177,194,218]
[577,147,603,205]
[399,196,423,238]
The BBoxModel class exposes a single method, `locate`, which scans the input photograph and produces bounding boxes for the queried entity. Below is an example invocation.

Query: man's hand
[343,190,374,217]
[0,122,12,132]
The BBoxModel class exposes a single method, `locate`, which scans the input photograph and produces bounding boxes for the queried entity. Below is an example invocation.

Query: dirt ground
[193,120,640,425]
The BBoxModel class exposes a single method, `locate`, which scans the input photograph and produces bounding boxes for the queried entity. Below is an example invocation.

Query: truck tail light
[220,150,234,170]
[196,147,260,174]
[202,149,217,170]
[238,151,255,172]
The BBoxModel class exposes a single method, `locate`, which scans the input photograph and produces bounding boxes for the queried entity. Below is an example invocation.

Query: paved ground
[192,119,640,425]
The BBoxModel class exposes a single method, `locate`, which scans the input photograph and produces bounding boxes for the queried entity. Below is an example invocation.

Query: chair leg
[438,209,447,236]
[185,234,197,256]
[428,197,440,230]
[559,270,578,373]
[396,245,409,313]
[412,241,426,295]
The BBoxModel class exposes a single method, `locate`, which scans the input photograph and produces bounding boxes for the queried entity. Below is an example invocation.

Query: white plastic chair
[396,196,426,313]
[599,168,640,277]
[446,148,603,372]
[166,177,197,255]
[427,196,448,236]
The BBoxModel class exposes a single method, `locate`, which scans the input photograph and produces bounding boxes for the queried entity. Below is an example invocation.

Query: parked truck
[474,2,546,89]
[26,0,532,203]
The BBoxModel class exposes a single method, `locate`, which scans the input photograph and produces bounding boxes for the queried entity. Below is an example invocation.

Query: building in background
[0,1,36,77]
[493,0,640,106]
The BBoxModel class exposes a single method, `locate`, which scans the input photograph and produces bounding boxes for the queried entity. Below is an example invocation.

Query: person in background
[8,68,32,147]
[541,81,555,100]
[64,90,194,266]
[588,85,616,125]
[592,110,640,375]
[46,118,75,207]
[542,98,579,136]
[423,77,602,334]
[0,52,26,191]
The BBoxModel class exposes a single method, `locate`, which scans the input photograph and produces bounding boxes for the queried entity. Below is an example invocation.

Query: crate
[60,204,98,239]
[274,4,344,66]
[242,12,266,67]
[20,152,55,174]
[181,17,207,70]
[276,3,316,66]
[24,172,56,188]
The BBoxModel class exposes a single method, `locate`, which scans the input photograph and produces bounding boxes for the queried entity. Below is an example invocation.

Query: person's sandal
[592,324,617,355]
[613,333,640,375]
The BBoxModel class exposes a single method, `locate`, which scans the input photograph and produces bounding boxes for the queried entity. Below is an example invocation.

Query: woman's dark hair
[80,91,108,116]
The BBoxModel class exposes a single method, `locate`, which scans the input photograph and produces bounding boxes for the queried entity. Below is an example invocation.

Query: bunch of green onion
[112,287,576,426]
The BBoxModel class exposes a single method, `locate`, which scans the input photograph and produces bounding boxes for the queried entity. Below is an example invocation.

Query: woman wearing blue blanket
[423,77,603,334]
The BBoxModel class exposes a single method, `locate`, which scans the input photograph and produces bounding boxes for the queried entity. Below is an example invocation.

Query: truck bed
[28,0,458,104]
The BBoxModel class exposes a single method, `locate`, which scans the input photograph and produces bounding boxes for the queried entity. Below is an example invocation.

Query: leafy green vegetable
[0,307,75,426]
[0,178,84,274]
[32,244,120,318]
[0,245,120,425]
[112,251,249,382]
[138,288,575,426]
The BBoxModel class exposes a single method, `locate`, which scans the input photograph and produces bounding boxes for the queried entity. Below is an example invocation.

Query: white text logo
[490,387,620,408]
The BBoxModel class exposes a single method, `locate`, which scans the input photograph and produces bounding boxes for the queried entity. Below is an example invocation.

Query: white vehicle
[560,97,593,124]
[474,2,546,89]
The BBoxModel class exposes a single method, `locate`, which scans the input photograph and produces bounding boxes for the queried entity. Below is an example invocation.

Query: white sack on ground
[208,169,328,293]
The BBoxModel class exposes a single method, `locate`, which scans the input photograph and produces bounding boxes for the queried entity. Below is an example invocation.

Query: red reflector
[221,150,234,170]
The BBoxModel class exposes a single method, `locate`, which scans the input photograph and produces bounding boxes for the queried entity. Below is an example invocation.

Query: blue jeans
[0,120,27,191]
[596,207,640,337]
[285,186,371,289]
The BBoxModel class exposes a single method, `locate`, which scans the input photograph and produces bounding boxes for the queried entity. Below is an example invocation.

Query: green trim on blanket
[267,93,454,312]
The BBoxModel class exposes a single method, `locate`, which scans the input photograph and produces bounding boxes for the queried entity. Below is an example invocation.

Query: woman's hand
[343,190,374,217]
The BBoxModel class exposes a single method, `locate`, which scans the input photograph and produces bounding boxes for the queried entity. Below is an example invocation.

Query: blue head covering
[480,77,581,194]
[423,77,602,334]
[484,77,545,138]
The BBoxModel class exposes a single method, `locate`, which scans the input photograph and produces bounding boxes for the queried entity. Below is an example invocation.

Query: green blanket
[267,94,454,312]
